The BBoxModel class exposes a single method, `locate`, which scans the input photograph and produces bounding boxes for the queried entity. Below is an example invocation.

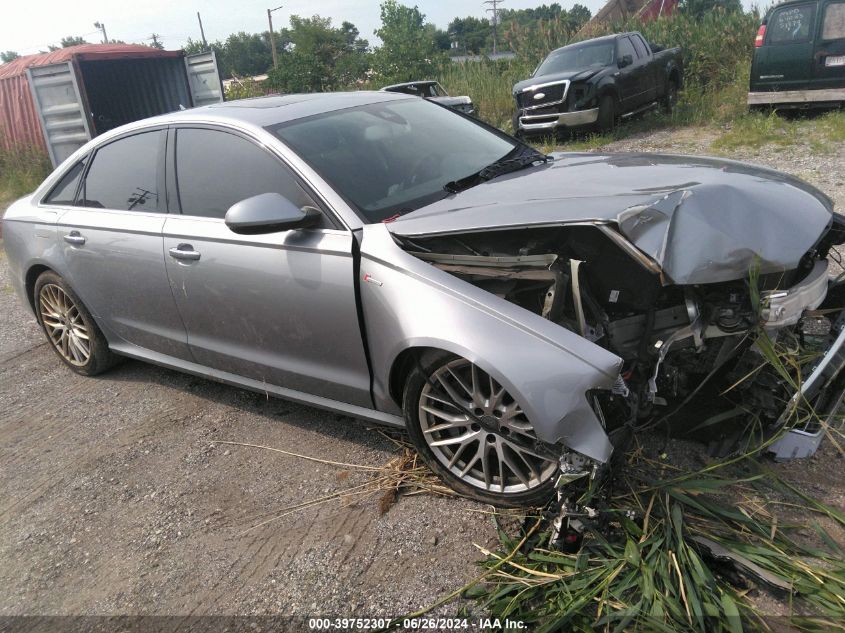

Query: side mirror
[224,193,321,235]
[618,54,633,68]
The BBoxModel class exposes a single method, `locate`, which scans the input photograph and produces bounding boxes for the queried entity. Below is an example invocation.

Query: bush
[0,141,51,207]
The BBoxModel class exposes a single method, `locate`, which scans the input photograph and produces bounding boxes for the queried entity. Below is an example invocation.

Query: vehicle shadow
[98,356,404,456]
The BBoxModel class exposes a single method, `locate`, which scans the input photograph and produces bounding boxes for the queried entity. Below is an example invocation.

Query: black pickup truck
[512,32,683,137]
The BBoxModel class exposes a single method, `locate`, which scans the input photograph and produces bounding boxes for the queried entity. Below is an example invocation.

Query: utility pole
[267,5,284,70]
[197,12,208,49]
[482,0,503,56]
[94,21,108,44]
[149,33,162,49]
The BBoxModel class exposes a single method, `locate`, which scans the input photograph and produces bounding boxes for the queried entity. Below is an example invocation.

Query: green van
[748,0,845,108]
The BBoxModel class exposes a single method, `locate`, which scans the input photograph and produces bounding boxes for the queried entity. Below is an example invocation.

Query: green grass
[0,143,51,210]
[713,110,845,154]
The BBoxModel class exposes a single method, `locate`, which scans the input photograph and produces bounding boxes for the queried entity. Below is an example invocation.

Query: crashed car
[4,92,845,507]
[381,80,476,115]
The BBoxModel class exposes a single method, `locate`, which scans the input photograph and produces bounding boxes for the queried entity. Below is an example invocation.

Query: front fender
[359,224,623,463]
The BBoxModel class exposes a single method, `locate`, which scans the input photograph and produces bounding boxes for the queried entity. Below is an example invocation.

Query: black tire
[33,270,117,376]
[597,94,617,132]
[662,80,678,114]
[403,350,557,507]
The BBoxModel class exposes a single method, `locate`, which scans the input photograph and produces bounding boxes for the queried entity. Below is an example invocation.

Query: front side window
[174,128,318,220]
[44,157,87,206]
[768,4,816,44]
[82,131,162,211]
[270,98,517,223]
[823,2,845,39]
[617,37,637,62]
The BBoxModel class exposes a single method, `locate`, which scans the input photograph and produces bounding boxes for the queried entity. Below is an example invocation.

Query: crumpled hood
[388,152,835,285]
[513,69,601,93]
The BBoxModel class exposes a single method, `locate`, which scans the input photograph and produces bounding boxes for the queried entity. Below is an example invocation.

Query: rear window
[823,2,845,39]
[767,4,816,44]
[43,158,86,206]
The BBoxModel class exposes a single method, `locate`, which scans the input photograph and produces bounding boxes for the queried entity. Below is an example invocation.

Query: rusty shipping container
[0,44,224,167]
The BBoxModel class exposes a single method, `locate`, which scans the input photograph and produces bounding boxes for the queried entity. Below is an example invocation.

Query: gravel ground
[1,123,844,622]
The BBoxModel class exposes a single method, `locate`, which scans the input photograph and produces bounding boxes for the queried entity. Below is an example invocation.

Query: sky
[2,0,760,56]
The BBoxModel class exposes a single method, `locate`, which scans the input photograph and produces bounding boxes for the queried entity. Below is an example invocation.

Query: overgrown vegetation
[464,449,845,632]
[0,142,50,209]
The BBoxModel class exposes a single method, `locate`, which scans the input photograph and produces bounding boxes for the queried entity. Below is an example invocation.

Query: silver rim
[419,358,557,495]
[39,283,91,367]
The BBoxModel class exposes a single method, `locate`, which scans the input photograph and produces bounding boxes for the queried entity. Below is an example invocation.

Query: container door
[26,62,93,167]
[753,3,817,91]
[814,0,845,90]
[184,51,224,107]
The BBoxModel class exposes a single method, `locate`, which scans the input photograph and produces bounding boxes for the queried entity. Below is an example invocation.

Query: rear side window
[174,128,318,220]
[631,35,648,59]
[767,4,816,44]
[82,131,163,211]
[823,2,845,39]
[617,37,637,61]
[44,158,86,206]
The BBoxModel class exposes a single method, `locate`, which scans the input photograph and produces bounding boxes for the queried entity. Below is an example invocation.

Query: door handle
[168,244,201,261]
[63,231,86,246]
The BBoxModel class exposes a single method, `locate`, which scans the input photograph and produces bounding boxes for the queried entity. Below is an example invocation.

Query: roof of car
[140,91,413,129]
[549,32,634,54]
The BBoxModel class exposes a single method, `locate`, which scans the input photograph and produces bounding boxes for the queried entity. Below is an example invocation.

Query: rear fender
[359,224,623,463]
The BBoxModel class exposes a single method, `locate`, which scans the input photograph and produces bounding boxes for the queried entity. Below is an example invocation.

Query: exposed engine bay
[397,221,845,442]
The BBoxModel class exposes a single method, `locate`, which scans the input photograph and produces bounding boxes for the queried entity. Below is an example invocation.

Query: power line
[482,0,504,56]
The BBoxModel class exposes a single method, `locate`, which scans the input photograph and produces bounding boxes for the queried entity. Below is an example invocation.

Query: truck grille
[515,80,570,111]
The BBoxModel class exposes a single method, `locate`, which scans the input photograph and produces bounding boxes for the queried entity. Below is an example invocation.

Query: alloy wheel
[418,358,558,494]
[38,283,91,367]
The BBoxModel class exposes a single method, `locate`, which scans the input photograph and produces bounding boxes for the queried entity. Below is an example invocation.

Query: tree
[267,15,370,92]
[372,0,441,83]
[447,16,491,54]
[60,35,88,47]
[148,34,164,50]
[680,0,741,17]
[1,51,19,63]
[217,32,273,77]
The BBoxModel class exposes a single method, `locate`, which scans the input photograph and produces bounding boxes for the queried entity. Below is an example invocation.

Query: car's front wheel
[34,271,117,376]
[597,95,617,133]
[403,351,558,507]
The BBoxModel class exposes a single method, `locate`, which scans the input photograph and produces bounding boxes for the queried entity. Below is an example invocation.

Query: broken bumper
[769,293,845,459]
[519,108,599,132]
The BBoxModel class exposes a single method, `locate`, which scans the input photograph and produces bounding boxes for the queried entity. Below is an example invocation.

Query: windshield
[269,99,517,222]
[535,42,615,76]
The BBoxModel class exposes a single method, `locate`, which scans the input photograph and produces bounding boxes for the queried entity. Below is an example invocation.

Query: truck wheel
[663,81,678,114]
[403,351,557,507]
[511,111,523,138]
[598,95,617,132]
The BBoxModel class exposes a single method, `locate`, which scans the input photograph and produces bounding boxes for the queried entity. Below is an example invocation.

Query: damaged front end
[393,208,845,478]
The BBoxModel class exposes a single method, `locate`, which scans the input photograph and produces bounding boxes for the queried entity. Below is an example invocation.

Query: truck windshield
[535,42,615,76]
[269,98,518,223]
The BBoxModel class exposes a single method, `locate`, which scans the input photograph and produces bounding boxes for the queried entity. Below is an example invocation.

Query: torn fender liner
[389,153,834,285]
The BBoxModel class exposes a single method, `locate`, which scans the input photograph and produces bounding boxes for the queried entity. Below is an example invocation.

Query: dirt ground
[1,125,844,621]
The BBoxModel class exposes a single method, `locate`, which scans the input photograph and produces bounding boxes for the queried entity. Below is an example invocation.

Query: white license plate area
[826,55,845,67]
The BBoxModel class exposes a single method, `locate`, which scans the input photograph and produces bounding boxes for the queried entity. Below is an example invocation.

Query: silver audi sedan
[4,92,845,506]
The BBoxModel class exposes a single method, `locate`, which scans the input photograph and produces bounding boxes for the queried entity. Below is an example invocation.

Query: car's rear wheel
[34,271,117,376]
[597,95,617,132]
[403,351,558,507]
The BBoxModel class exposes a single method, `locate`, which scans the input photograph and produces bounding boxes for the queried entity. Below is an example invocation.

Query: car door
[631,34,658,103]
[162,125,372,407]
[755,3,817,91]
[615,36,649,111]
[814,0,845,89]
[55,128,192,360]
